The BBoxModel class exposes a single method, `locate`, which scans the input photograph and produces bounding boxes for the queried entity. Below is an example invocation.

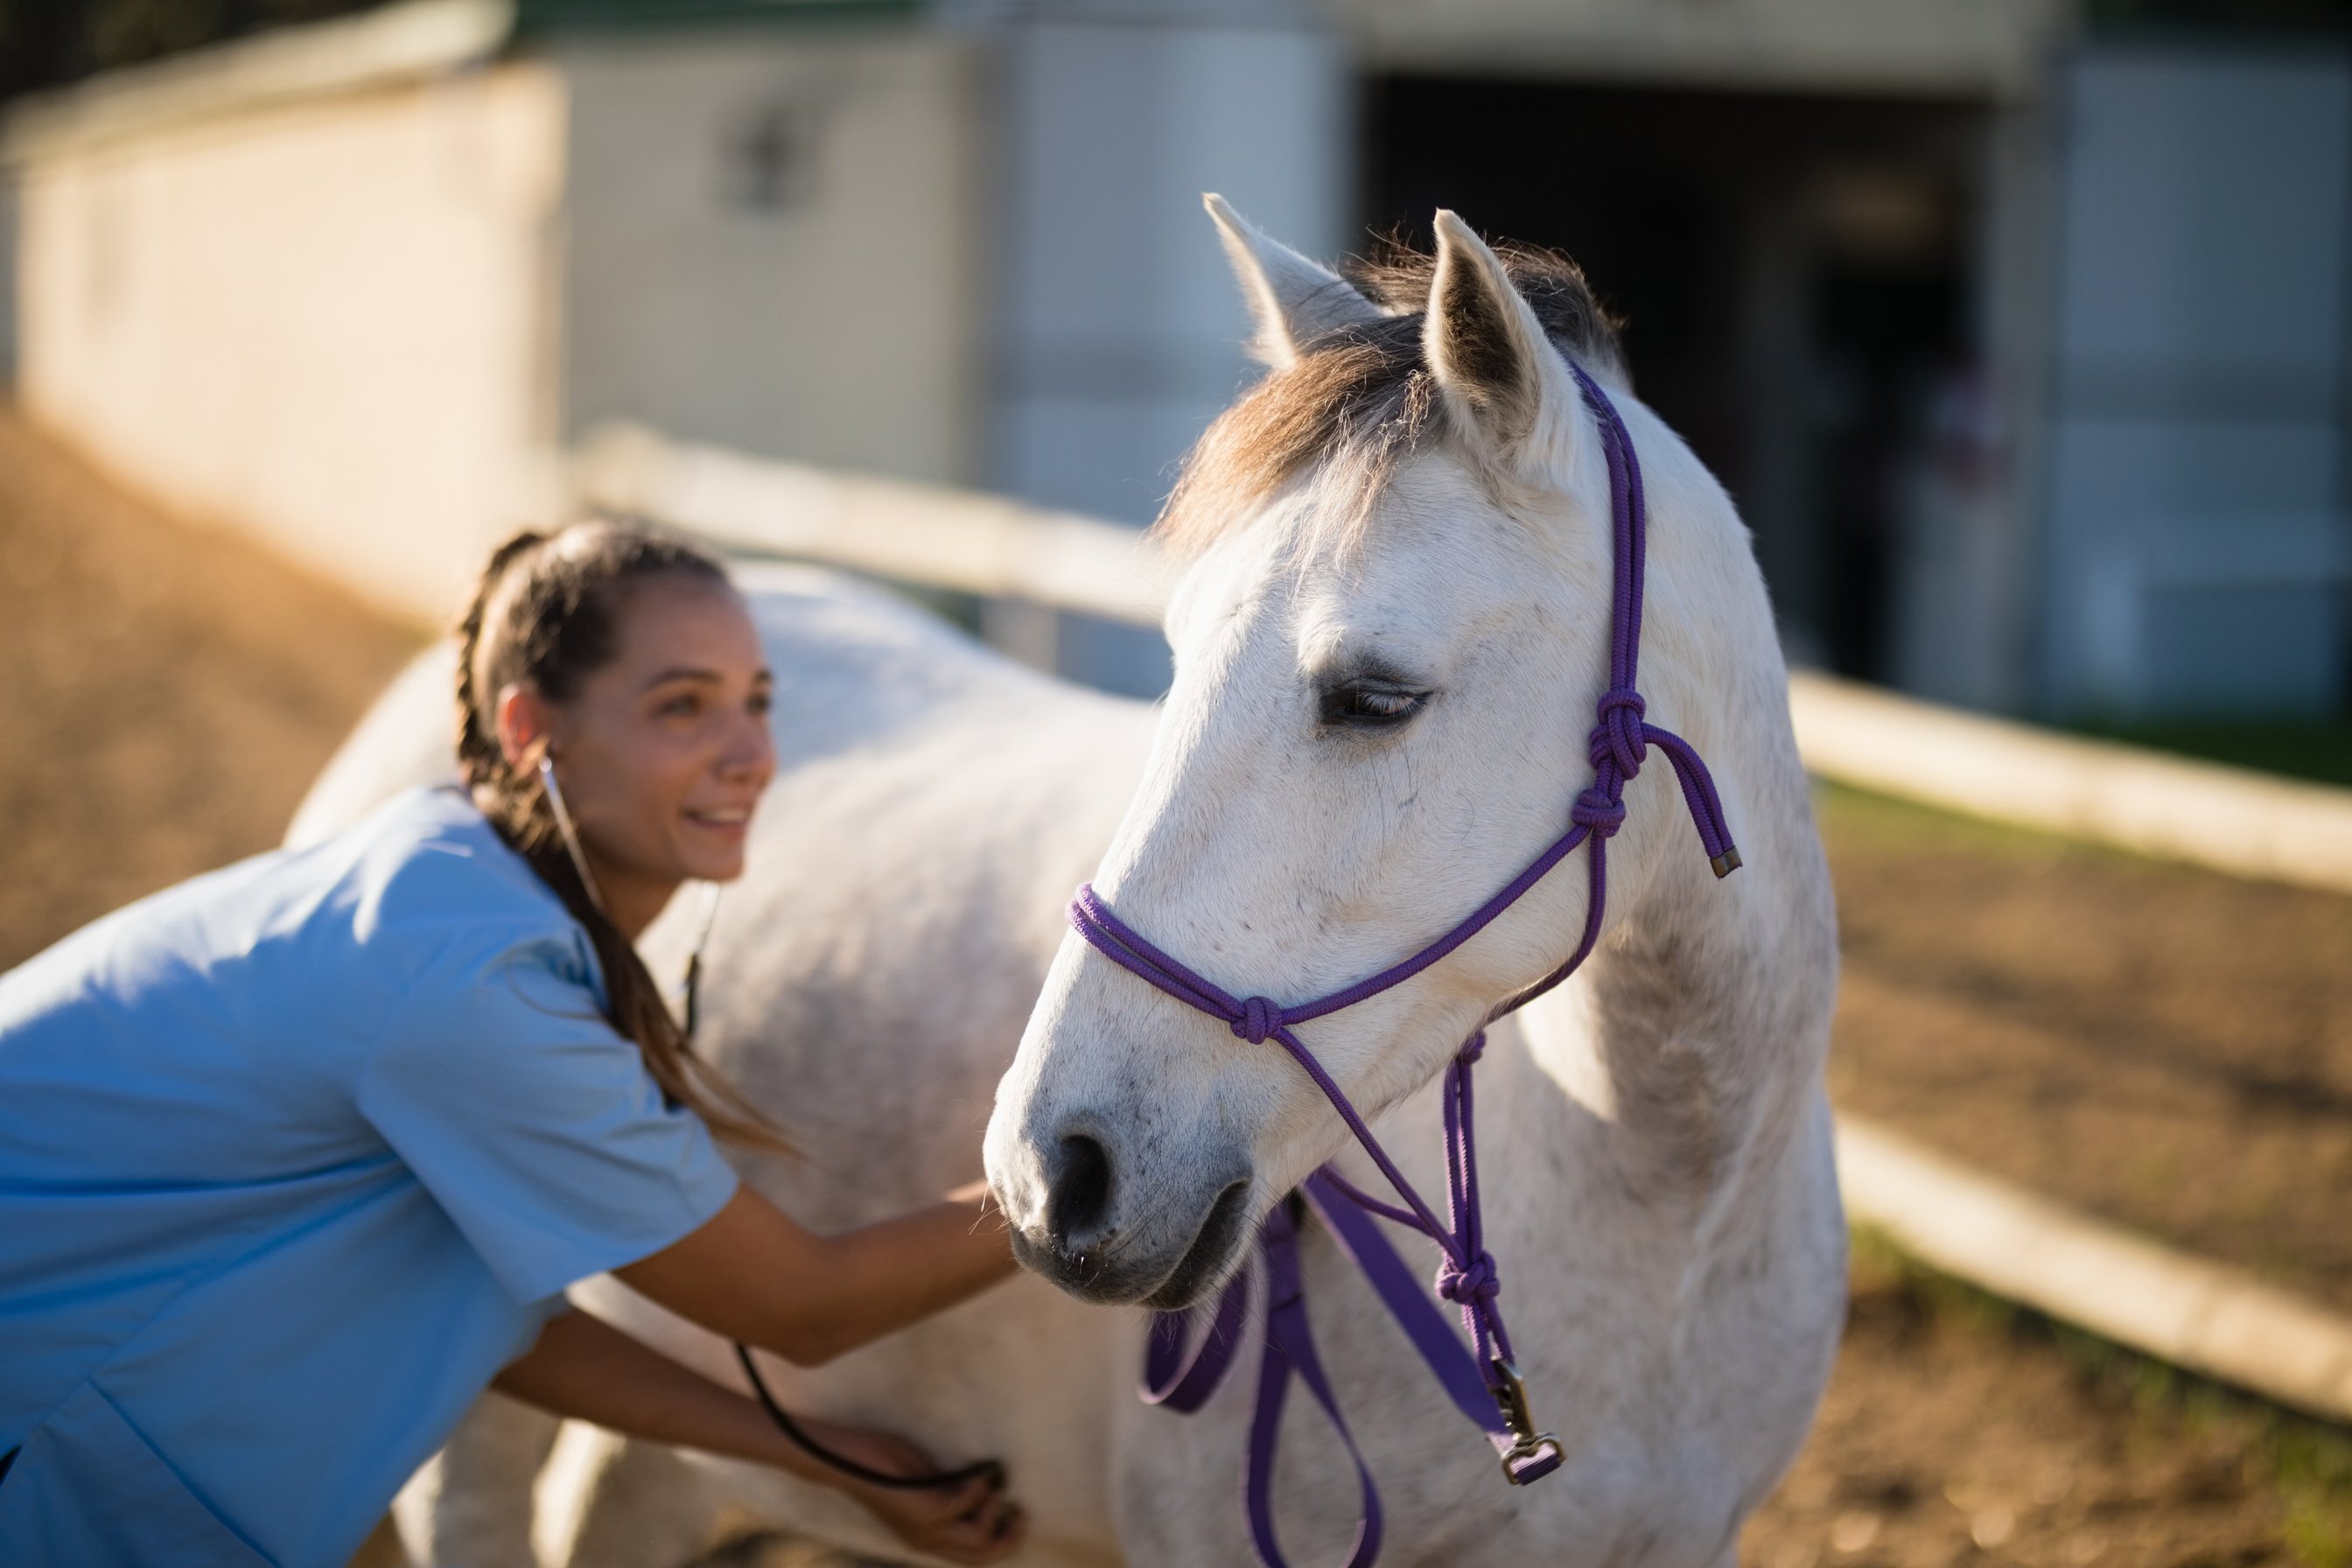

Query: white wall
[2039,44,2352,718]
[985,8,1348,692]
[556,26,987,487]
[991,16,1348,527]
[17,64,565,623]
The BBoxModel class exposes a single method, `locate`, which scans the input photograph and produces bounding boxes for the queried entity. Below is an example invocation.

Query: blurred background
[3,3,2351,1564]
[3,0,2348,729]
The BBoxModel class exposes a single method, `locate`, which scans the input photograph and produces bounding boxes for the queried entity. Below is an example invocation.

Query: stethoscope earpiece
[536,754,608,914]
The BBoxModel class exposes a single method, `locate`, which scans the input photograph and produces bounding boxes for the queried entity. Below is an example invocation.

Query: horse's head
[985,200,1747,1307]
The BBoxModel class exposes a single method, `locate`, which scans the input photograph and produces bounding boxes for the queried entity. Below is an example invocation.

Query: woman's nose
[719,710,776,782]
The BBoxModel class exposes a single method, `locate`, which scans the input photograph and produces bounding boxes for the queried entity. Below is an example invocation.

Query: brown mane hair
[1155,233,1626,557]
[454,520,788,1151]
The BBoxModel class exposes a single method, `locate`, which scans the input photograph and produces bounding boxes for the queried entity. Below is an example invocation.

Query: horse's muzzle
[1002,1124,1255,1307]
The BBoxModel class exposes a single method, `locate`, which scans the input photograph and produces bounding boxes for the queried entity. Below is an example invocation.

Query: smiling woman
[454,524,785,1144]
[0,519,1029,1568]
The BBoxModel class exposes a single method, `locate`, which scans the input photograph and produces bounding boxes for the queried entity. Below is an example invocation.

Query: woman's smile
[682,802,757,843]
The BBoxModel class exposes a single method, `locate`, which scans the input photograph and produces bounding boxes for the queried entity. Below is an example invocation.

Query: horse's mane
[1156,234,1628,557]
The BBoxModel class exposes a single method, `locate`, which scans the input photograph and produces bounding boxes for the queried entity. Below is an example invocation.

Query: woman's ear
[494,683,553,771]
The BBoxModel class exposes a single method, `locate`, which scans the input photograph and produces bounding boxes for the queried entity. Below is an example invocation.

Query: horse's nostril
[1046,1132,1114,1251]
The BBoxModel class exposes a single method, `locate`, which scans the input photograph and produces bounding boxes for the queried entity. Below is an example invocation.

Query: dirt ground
[0,410,420,968]
[3,405,2348,1564]
[1820,784,2352,1319]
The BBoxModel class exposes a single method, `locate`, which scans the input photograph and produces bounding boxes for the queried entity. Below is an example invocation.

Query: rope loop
[1456,1030,1488,1066]
[1234,996,1284,1046]
[1434,1251,1500,1306]
[1570,787,1627,838]
[1588,687,1648,779]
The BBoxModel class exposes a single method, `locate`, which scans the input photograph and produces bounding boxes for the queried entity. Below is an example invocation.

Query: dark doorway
[0,3,387,103]
[1364,77,1984,682]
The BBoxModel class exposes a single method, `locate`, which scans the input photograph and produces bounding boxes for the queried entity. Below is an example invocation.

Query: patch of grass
[2074,718,2352,792]
[1810,776,2139,872]
[1849,1226,2352,1564]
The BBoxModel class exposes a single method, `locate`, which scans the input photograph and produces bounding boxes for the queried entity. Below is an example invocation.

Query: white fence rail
[1838,1117,2352,1424]
[1790,674,2352,898]
[575,424,1177,627]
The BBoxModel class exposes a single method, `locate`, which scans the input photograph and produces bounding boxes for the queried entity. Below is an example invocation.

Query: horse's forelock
[1155,239,1626,559]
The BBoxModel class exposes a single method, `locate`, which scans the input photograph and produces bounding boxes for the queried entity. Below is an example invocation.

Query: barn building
[2,0,2345,719]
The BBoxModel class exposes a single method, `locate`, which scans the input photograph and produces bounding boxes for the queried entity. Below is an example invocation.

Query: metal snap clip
[1490,1358,1564,1484]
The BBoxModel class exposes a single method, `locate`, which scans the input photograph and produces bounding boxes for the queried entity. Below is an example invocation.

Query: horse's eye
[1320,682,1428,729]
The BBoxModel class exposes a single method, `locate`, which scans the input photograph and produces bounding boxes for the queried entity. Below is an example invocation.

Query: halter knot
[1571,786,1627,837]
[1456,1030,1488,1066]
[1233,996,1284,1046]
[1589,687,1648,779]
[1435,1251,1500,1306]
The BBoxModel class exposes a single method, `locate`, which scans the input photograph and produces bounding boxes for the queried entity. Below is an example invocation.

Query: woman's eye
[747,691,773,718]
[658,694,701,719]
[1320,683,1427,728]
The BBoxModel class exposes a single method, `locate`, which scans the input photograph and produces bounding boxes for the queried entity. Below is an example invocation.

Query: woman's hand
[494,1312,1025,1562]
[799,1418,1027,1564]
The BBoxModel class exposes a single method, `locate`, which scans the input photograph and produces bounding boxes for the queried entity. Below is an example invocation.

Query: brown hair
[455,519,786,1150]
[1157,231,1626,558]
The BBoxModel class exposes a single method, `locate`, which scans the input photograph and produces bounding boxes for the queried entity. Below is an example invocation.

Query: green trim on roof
[515,0,920,31]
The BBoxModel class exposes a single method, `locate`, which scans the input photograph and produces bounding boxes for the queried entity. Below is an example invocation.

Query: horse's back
[288,562,1130,845]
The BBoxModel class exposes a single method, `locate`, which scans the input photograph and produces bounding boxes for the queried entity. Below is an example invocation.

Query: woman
[0,522,1026,1566]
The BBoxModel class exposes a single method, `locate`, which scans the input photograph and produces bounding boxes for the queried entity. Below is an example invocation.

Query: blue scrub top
[0,787,742,1567]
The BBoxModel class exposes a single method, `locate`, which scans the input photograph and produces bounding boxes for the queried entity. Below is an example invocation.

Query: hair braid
[453,520,788,1152]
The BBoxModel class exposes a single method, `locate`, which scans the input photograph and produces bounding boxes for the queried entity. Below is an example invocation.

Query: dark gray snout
[1005,1114,1257,1310]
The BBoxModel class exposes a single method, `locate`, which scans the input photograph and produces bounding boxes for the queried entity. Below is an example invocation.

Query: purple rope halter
[1068,365,1740,1567]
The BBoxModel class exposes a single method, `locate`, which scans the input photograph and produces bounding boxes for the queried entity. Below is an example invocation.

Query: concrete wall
[2039,43,2352,718]
[16,63,565,623]
[986,7,1348,692]
[555,25,987,486]
[990,15,1347,527]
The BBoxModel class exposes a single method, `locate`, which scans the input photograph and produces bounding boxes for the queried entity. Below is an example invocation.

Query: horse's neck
[1494,682,1838,1278]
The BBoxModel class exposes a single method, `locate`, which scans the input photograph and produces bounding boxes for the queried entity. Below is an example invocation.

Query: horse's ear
[1423,209,1578,479]
[1204,193,1382,369]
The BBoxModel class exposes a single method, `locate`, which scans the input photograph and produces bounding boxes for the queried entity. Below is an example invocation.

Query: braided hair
[455,521,786,1150]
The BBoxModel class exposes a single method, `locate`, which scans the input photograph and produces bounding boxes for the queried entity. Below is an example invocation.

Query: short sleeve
[358,925,740,1305]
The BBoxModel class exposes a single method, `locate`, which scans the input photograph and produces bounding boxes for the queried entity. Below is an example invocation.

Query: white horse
[980,203,1844,1564]
[299,202,1840,1568]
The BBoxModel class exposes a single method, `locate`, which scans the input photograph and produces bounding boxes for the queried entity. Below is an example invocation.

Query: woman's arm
[614,1179,1016,1368]
[493,1307,1022,1563]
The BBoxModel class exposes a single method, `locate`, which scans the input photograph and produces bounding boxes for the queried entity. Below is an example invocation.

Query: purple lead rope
[1071,366,1740,1567]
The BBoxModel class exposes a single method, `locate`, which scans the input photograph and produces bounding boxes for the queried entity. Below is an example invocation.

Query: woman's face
[528,573,776,917]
